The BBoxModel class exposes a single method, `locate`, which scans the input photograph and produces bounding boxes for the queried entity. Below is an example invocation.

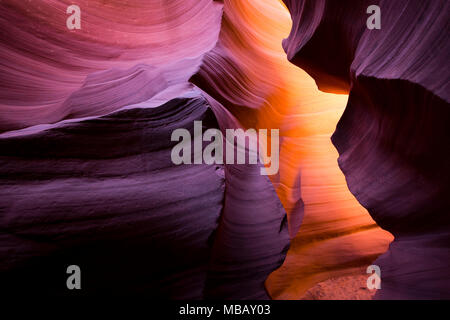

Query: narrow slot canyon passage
[191,0,393,299]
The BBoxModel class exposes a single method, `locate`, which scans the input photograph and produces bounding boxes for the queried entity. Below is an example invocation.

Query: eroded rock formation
[192,0,392,299]
[0,84,289,298]
[0,0,289,298]
[2,0,445,299]
[282,0,450,299]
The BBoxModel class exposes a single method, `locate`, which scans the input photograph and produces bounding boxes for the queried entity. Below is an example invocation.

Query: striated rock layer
[0,85,289,298]
[0,0,290,298]
[1,91,224,297]
[192,0,392,299]
[0,0,395,299]
[0,0,223,131]
[5,0,443,299]
[283,0,450,299]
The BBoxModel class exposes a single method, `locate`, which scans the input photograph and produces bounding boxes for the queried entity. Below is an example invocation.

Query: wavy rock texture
[3,0,443,300]
[0,0,289,298]
[1,91,225,297]
[283,0,450,299]
[0,85,289,298]
[192,0,392,299]
[0,0,222,131]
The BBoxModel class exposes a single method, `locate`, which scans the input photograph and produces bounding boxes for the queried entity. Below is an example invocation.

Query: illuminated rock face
[1,0,447,299]
[0,0,223,132]
[193,0,392,300]
[0,0,290,298]
[283,0,450,299]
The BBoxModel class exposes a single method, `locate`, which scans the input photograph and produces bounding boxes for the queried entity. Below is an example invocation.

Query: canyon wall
[282,0,450,299]
[2,0,442,299]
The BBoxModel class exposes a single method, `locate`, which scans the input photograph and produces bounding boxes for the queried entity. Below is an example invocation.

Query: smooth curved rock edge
[0,88,290,298]
[191,0,392,300]
[283,0,450,299]
[0,0,291,299]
